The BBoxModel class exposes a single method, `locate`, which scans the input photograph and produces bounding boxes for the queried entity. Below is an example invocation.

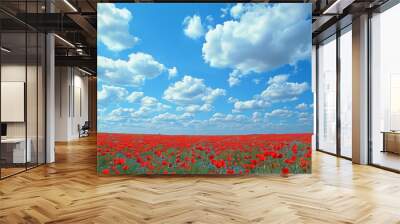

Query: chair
[79,121,90,138]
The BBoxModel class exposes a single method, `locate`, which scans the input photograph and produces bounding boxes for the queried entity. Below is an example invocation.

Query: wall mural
[97,3,313,175]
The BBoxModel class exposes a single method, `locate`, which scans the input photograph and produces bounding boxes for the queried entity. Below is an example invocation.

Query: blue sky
[97,3,313,135]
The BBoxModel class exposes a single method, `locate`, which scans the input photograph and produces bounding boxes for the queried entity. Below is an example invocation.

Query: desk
[1,138,31,163]
[382,131,400,154]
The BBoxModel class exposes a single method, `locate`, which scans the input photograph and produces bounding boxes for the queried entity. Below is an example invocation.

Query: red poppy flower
[300,158,309,169]
[256,154,265,161]
[155,150,162,157]
[227,169,235,174]
[292,144,298,154]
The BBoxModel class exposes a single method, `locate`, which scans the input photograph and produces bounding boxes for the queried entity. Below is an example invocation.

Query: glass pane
[340,29,352,158]
[27,31,38,169]
[371,4,400,171]
[317,36,337,154]
[0,1,46,178]
[1,30,27,177]
[26,0,38,169]
[38,32,45,165]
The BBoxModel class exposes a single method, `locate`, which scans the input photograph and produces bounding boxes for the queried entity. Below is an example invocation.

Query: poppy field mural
[97,133,312,175]
[97,3,312,175]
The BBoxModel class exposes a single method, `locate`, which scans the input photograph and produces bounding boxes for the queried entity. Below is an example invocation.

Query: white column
[45,0,56,164]
[352,14,369,164]
[46,32,55,163]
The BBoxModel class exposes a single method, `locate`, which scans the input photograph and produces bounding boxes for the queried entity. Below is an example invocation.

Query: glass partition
[0,1,46,179]
[1,30,28,177]
[27,30,38,169]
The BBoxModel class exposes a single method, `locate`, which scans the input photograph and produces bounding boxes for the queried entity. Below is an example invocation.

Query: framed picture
[97,3,313,175]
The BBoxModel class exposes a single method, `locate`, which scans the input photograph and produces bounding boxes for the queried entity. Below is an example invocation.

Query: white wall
[72,73,89,138]
[1,65,41,137]
[54,67,89,141]
[1,63,46,164]
[1,65,26,140]
[55,67,69,141]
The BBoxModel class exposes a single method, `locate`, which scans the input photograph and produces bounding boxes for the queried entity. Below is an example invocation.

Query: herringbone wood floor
[1,135,400,224]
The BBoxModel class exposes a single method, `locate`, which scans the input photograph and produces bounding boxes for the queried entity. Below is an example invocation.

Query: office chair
[79,121,90,138]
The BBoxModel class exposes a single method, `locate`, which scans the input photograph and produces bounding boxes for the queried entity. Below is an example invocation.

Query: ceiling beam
[55,55,96,73]
[323,0,356,14]
[67,13,96,46]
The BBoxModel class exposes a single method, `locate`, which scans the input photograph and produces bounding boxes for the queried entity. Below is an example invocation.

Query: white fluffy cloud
[203,4,311,85]
[227,70,241,87]
[265,109,294,118]
[230,74,307,112]
[230,3,245,19]
[297,112,312,123]
[183,15,205,39]
[98,53,173,86]
[98,3,139,52]
[104,107,135,122]
[177,104,212,113]
[228,97,238,104]
[132,96,170,118]
[261,74,308,102]
[100,93,170,121]
[98,85,128,101]
[233,98,270,112]
[295,103,308,110]
[220,7,229,18]
[141,96,163,107]
[163,75,226,105]
[168,67,178,79]
[210,113,248,122]
[151,112,193,123]
[252,111,262,123]
[127,91,144,103]
[206,15,214,23]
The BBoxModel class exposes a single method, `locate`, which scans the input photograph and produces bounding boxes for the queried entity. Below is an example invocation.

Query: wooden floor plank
[0,135,399,224]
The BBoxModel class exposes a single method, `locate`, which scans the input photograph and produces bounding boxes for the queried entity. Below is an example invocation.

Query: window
[370,3,400,171]
[317,36,337,154]
[339,27,352,158]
